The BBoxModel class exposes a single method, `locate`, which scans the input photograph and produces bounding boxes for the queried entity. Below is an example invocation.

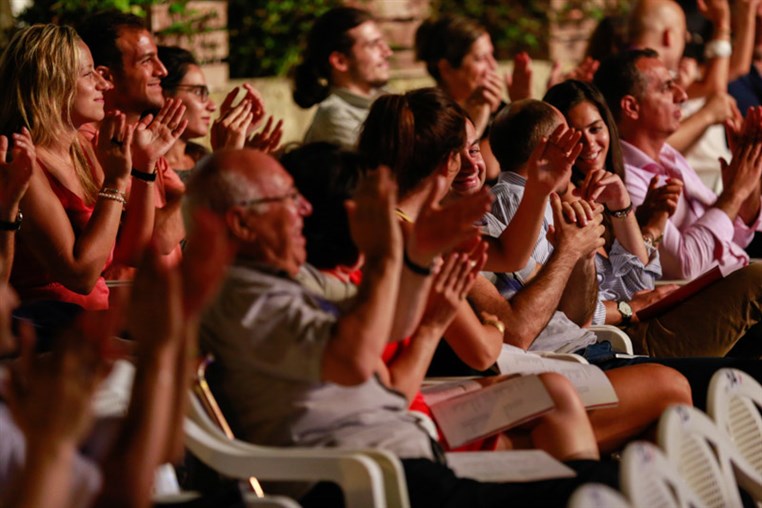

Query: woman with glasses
[158,46,217,182]
[159,46,284,183]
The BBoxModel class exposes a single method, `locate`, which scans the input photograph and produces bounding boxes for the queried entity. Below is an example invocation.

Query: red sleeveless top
[11,165,111,310]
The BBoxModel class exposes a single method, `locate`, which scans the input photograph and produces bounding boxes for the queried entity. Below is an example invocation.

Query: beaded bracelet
[98,187,127,206]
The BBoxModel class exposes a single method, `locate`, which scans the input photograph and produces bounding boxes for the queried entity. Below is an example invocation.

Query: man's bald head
[186,149,283,215]
[628,0,687,71]
[186,149,312,274]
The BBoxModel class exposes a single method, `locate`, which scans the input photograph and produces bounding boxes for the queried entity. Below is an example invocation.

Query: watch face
[618,301,633,318]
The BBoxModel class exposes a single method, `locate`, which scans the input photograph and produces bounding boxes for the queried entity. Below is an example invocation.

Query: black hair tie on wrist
[131,168,157,182]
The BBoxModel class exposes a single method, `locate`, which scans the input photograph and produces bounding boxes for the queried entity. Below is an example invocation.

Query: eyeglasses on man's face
[237,189,304,209]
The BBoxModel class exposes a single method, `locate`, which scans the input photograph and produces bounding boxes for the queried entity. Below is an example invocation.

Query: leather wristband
[403,250,432,276]
[131,167,157,182]
[0,210,22,231]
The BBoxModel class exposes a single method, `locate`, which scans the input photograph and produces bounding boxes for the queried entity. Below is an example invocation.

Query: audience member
[481,95,762,408]
[415,15,505,139]
[284,142,605,459]
[158,46,217,182]
[359,89,698,454]
[627,0,744,192]
[293,7,392,148]
[545,78,762,358]
[1,24,182,342]
[0,205,232,508]
[190,147,620,508]
[78,11,188,265]
[595,48,762,279]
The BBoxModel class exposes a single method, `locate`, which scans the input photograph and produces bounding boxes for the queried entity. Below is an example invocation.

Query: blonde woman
[0,24,185,341]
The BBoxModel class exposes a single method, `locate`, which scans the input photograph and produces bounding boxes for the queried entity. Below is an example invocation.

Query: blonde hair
[0,24,99,202]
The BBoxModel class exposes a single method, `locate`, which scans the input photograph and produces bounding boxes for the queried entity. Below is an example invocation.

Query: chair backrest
[193,355,265,496]
[707,368,762,474]
[190,355,411,508]
[567,483,631,508]
[621,440,707,508]
[658,404,762,508]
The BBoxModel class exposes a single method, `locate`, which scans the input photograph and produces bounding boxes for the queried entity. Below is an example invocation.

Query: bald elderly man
[186,148,620,508]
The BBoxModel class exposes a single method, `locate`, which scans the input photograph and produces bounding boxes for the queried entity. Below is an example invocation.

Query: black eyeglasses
[237,189,303,208]
[174,84,210,102]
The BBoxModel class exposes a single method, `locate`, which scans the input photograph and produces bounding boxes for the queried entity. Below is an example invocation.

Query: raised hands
[96,110,134,183]
[131,98,188,172]
[575,168,630,210]
[407,176,492,266]
[211,84,266,151]
[420,242,487,331]
[6,313,110,452]
[526,123,582,195]
[0,128,34,217]
[547,56,600,89]
[550,193,605,259]
[697,0,731,27]
[636,175,683,232]
[246,115,284,154]
[507,52,533,102]
[463,70,503,136]
[346,166,402,262]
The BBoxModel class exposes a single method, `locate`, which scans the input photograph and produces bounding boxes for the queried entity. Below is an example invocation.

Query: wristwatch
[617,300,633,324]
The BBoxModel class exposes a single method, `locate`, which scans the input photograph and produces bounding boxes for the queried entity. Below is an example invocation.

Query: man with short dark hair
[293,7,392,148]
[627,0,739,192]
[78,11,185,266]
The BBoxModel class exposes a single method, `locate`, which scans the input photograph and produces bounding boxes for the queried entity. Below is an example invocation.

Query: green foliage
[430,0,630,60]
[227,0,342,78]
[17,0,166,27]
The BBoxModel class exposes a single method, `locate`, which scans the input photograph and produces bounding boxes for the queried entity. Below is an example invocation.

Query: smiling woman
[159,46,217,181]
[0,24,181,344]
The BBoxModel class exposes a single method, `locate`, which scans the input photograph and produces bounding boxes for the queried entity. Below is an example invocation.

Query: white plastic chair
[620,440,707,508]
[567,483,631,508]
[589,324,635,355]
[185,417,390,508]
[658,404,762,508]
[243,495,302,507]
[188,357,410,508]
[707,368,762,477]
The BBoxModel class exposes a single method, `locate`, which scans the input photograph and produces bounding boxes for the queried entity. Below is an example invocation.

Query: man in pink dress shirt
[595,48,762,280]
[594,48,762,358]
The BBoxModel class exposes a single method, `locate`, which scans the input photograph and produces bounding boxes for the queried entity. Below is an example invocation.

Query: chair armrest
[184,418,389,508]
[589,325,634,355]
[535,352,589,364]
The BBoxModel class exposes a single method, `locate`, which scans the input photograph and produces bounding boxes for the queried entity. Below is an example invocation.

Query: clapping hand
[245,115,284,154]
[131,99,187,172]
[97,110,134,183]
[0,128,34,218]
[526,123,582,195]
